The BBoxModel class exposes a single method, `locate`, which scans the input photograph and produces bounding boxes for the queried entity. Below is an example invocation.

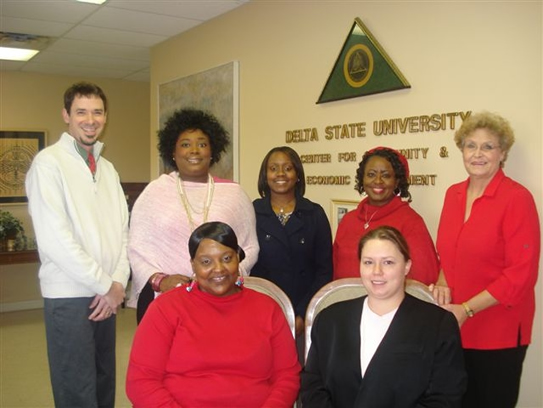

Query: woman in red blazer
[434,112,540,408]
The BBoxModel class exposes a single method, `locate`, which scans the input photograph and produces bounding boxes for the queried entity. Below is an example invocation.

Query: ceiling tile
[21,61,135,80]
[0,0,250,82]
[0,59,26,70]
[65,25,167,47]
[48,38,149,61]
[123,69,150,82]
[83,7,200,37]
[31,50,148,71]
[105,0,249,21]
[1,0,98,24]
[0,16,73,37]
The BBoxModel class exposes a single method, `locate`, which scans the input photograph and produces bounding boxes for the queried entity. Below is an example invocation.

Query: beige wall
[0,72,150,308]
[150,1,542,406]
[1,72,151,183]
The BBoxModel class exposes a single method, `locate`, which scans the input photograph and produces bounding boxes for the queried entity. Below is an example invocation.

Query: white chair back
[304,278,436,361]
[244,276,296,338]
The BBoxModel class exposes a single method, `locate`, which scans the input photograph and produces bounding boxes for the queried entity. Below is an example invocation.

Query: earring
[186,280,196,292]
[186,274,196,292]
[235,275,244,287]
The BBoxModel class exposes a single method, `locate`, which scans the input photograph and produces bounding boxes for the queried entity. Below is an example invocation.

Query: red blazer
[437,169,540,349]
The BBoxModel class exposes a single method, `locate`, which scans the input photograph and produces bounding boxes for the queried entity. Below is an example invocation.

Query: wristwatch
[462,302,475,318]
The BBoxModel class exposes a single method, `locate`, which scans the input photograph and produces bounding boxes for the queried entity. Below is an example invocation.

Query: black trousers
[462,346,528,408]
[136,282,155,324]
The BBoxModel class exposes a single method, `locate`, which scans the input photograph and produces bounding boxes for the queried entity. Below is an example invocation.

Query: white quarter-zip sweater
[26,132,130,298]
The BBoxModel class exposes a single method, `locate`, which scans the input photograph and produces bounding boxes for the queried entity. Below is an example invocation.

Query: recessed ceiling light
[76,0,108,4]
[0,47,39,61]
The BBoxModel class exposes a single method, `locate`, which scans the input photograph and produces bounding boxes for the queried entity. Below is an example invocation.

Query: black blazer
[301,294,467,408]
[252,196,332,317]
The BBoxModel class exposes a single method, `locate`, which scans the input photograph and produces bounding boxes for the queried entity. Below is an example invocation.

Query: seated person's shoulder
[317,296,364,321]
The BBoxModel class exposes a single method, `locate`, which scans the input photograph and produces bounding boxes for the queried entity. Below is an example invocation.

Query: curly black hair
[158,108,230,171]
[257,146,306,198]
[355,148,412,202]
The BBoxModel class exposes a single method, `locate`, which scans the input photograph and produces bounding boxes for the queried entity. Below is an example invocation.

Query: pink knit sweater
[127,172,258,306]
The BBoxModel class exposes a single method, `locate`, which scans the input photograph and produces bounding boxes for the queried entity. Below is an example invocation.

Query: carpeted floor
[0,307,137,408]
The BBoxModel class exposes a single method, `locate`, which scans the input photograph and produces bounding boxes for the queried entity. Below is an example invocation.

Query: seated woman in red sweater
[333,147,438,284]
[126,221,300,408]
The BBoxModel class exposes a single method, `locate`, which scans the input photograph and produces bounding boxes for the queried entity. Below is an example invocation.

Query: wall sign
[317,17,410,103]
[282,110,471,189]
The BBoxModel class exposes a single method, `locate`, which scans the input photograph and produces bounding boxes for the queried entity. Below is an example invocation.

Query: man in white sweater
[25,82,130,408]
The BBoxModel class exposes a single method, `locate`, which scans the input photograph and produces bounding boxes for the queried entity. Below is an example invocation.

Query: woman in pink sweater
[128,108,258,323]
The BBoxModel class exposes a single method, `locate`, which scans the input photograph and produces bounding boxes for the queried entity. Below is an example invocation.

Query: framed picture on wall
[0,130,46,204]
[330,199,359,238]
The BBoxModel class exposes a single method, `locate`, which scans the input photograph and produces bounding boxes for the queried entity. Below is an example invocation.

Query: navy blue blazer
[301,294,467,408]
[252,196,333,317]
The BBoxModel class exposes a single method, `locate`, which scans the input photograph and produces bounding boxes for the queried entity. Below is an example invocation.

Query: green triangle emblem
[317,18,410,104]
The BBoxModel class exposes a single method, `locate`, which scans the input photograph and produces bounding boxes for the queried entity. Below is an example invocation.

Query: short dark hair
[357,225,411,262]
[188,221,246,262]
[257,146,306,197]
[158,108,230,171]
[355,147,411,202]
[64,82,107,113]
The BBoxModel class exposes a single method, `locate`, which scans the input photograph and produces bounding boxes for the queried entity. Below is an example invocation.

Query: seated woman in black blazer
[301,226,467,408]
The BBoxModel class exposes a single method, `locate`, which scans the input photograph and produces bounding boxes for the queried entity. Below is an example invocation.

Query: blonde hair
[454,111,515,166]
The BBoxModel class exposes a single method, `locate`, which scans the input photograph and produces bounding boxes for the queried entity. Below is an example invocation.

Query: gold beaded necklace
[176,173,215,231]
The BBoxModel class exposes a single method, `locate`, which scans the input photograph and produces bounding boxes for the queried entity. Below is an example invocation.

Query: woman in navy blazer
[252,146,333,338]
[301,226,466,408]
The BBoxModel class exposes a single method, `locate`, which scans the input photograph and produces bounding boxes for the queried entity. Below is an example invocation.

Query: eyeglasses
[463,142,500,153]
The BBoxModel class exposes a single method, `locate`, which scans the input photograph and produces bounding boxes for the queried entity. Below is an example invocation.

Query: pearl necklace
[364,207,379,230]
[176,173,215,231]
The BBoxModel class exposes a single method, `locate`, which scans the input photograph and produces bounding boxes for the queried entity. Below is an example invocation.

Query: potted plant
[0,209,26,251]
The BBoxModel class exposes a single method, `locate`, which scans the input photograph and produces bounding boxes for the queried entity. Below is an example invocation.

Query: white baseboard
[0,300,44,313]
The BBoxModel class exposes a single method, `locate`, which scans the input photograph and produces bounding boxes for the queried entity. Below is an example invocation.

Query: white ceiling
[0,0,249,82]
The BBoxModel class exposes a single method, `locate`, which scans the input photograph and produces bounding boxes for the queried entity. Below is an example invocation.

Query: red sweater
[437,169,540,349]
[333,196,439,284]
[126,285,300,407]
